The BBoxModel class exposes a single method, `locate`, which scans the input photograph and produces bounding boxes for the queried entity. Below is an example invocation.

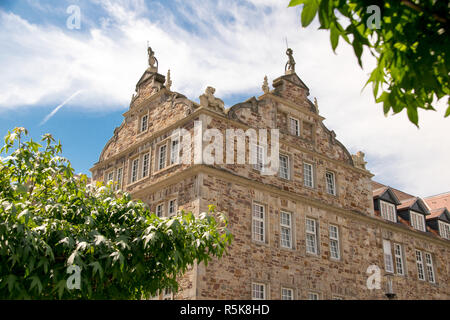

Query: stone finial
[165,69,172,91]
[147,46,158,72]
[199,86,225,113]
[285,48,296,75]
[314,97,319,113]
[352,151,368,170]
[262,75,269,93]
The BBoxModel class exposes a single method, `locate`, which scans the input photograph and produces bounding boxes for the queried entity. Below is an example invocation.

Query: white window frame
[168,199,177,217]
[438,221,450,240]
[158,144,167,171]
[329,224,340,260]
[252,282,266,300]
[252,203,265,243]
[394,243,405,276]
[415,250,425,281]
[289,117,300,136]
[281,287,294,300]
[280,211,292,249]
[325,171,336,195]
[140,114,148,132]
[142,153,150,178]
[380,200,397,222]
[383,240,394,273]
[115,167,123,190]
[303,162,314,188]
[106,171,114,184]
[279,154,290,180]
[156,203,164,218]
[131,158,139,183]
[252,144,266,173]
[305,218,318,255]
[163,288,173,300]
[410,211,426,232]
[308,292,319,300]
[424,252,435,283]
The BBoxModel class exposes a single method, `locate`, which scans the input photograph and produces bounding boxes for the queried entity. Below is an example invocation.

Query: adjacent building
[90,48,450,299]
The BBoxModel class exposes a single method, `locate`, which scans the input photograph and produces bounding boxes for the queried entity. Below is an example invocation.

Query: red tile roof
[424,192,450,211]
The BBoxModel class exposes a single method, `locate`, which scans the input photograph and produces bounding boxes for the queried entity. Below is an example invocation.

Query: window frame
[438,220,450,240]
[168,198,177,217]
[305,217,318,255]
[308,292,319,300]
[415,250,425,281]
[329,224,340,260]
[303,162,314,188]
[252,203,266,243]
[393,243,405,276]
[380,200,397,223]
[280,211,293,249]
[156,203,164,218]
[289,117,300,136]
[115,167,123,190]
[410,211,426,232]
[140,114,148,133]
[157,143,168,171]
[325,171,336,196]
[252,282,266,300]
[424,252,435,284]
[279,154,290,180]
[170,136,180,165]
[130,158,139,183]
[142,152,150,178]
[281,287,294,300]
[383,239,394,273]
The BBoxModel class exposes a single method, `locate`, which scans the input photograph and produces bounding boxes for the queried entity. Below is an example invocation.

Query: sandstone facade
[91,48,450,300]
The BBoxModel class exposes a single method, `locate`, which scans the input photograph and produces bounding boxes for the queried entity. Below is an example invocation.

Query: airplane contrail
[40,90,83,126]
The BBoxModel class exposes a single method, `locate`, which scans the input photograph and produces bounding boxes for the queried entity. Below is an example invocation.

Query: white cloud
[0,0,448,197]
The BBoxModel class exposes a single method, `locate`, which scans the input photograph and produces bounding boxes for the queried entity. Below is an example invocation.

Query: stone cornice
[131,164,450,248]
[91,106,373,178]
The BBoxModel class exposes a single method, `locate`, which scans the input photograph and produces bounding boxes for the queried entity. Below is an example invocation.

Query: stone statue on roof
[147,46,158,72]
[285,48,296,75]
[199,86,225,113]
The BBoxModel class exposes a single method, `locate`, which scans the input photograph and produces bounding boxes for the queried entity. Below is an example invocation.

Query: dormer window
[410,211,426,232]
[380,200,396,222]
[438,221,450,239]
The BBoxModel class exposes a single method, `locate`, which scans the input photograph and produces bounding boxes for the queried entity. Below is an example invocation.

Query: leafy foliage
[0,127,233,299]
[289,0,449,126]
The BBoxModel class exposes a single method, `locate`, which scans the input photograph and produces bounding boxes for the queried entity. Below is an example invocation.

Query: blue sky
[0,0,449,197]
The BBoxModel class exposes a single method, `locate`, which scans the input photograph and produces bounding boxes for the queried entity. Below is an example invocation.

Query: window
[380,200,396,222]
[252,283,265,300]
[168,199,177,217]
[156,203,164,218]
[329,225,340,260]
[325,171,336,195]
[279,155,290,180]
[308,292,319,300]
[394,243,405,276]
[142,153,150,178]
[280,211,292,249]
[438,221,450,240]
[163,288,173,300]
[116,167,123,190]
[410,211,425,232]
[281,288,293,300]
[252,203,265,242]
[303,163,314,188]
[424,252,435,283]
[106,171,114,184]
[252,144,266,172]
[140,114,148,132]
[170,137,180,165]
[305,218,318,254]
[131,158,139,183]
[158,144,167,170]
[383,240,394,273]
[332,296,344,300]
[289,117,300,136]
[415,250,425,281]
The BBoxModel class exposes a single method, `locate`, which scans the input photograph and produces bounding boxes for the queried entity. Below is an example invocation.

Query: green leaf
[29,276,43,294]
[301,0,318,27]
[445,106,450,118]
[288,0,307,7]
[330,24,339,52]
[407,107,419,127]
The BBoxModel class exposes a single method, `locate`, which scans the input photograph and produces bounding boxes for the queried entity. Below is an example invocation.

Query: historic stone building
[90,48,450,300]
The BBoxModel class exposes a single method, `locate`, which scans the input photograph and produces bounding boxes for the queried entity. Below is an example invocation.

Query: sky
[0,0,448,198]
